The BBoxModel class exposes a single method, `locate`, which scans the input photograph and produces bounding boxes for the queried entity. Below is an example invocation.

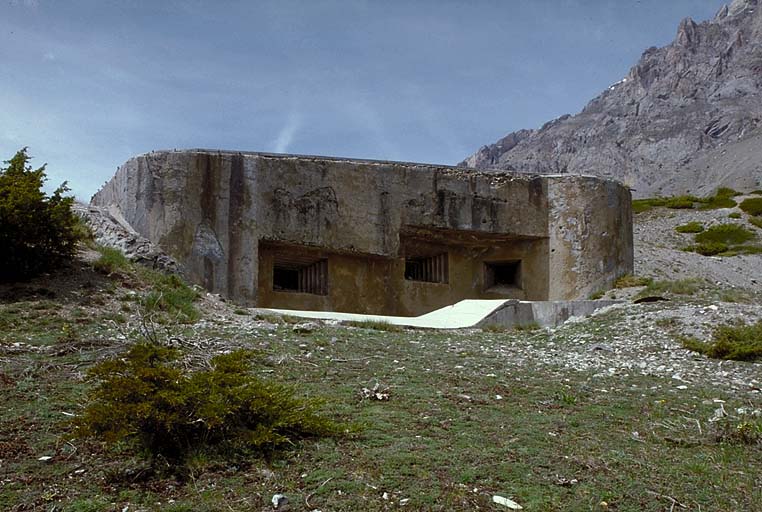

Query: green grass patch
[632,195,697,213]
[72,216,95,247]
[3,294,762,510]
[632,197,667,213]
[682,241,729,256]
[739,197,762,216]
[698,188,739,210]
[731,245,762,255]
[481,321,541,333]
[698,196,737,210]
[750,217,762,230]
[93,246,131,274]
[614,274,653,288]
[635,278,703,299]
[514,321,541,331]
[92,246,200,323]
[140,272,200,323]
[728,212,742,219]
[714,187,740,197]
[682,321,762,361]
[344,319,403,332]
[682,221,759,256]
[633,189,741,214]
[694,224,755,245]
[664,195,699,209]
[675,221,704,234]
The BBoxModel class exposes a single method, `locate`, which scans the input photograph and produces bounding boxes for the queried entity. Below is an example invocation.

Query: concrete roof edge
[124,148,629,188]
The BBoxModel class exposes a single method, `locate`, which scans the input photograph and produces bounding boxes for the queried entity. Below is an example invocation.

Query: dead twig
[287,355,319,367]
[647,490,687,509]
[305,477,333,508]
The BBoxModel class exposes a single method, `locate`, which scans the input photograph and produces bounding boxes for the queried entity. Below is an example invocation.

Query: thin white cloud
[344,99,401,161]
[273,110,302,154]
[10,0,39,7]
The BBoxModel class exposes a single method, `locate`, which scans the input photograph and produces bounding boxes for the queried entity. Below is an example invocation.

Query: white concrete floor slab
[261,299,512,329]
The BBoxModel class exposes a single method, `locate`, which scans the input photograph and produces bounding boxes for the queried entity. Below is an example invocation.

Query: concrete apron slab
[260,299,621,330]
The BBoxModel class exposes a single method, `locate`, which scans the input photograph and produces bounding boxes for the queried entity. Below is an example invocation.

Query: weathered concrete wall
[547,176,633,300]
[257,238,548,316]
[91,150,632,314]
[477,299,622,328]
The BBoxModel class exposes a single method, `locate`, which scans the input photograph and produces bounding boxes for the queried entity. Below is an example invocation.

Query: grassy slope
[0,261,760,511]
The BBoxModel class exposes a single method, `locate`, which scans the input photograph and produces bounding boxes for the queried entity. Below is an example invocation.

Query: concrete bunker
[91,150,633,316]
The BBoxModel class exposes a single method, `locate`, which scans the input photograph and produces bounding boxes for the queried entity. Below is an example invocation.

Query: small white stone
[493,495,523,509]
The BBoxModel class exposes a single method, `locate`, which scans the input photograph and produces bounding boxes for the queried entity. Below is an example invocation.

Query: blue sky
[1,0,722,200]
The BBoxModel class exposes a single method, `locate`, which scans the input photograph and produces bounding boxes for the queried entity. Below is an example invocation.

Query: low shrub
[711,415,762,446]
[675,222,704,234]
[682,320,762,361]
[74,343,346,465]
[695,224,755,245]
[728,212,742,219]
[0,148,81,281]
[739,197,762,216]
[750,217,762,230]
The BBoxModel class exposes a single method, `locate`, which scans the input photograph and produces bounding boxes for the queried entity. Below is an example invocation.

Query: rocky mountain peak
[461,2,762,197]
[677,17,700,47]
[728,0,758,17]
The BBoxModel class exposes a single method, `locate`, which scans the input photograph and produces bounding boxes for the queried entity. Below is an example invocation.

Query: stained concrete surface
[260,299,621,329]
[91,150,633,314]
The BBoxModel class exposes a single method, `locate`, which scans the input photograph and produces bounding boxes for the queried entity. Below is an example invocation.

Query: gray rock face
[73,202,183,274]
[461,1,762,197]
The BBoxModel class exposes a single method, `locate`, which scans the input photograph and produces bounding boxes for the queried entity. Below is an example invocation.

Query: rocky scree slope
[461,0,762,197]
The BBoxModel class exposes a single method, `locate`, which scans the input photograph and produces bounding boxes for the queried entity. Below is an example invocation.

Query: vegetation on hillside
[683,224,758,256]
[682,320,762,361]
[632,188,739,214]
[2,272,760,510]
[739,197,762,216]
[0,148,80,281]
[75,343,346,466]
[674,221,704,234]
[633,278,704,300]
[614,274,653,288]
